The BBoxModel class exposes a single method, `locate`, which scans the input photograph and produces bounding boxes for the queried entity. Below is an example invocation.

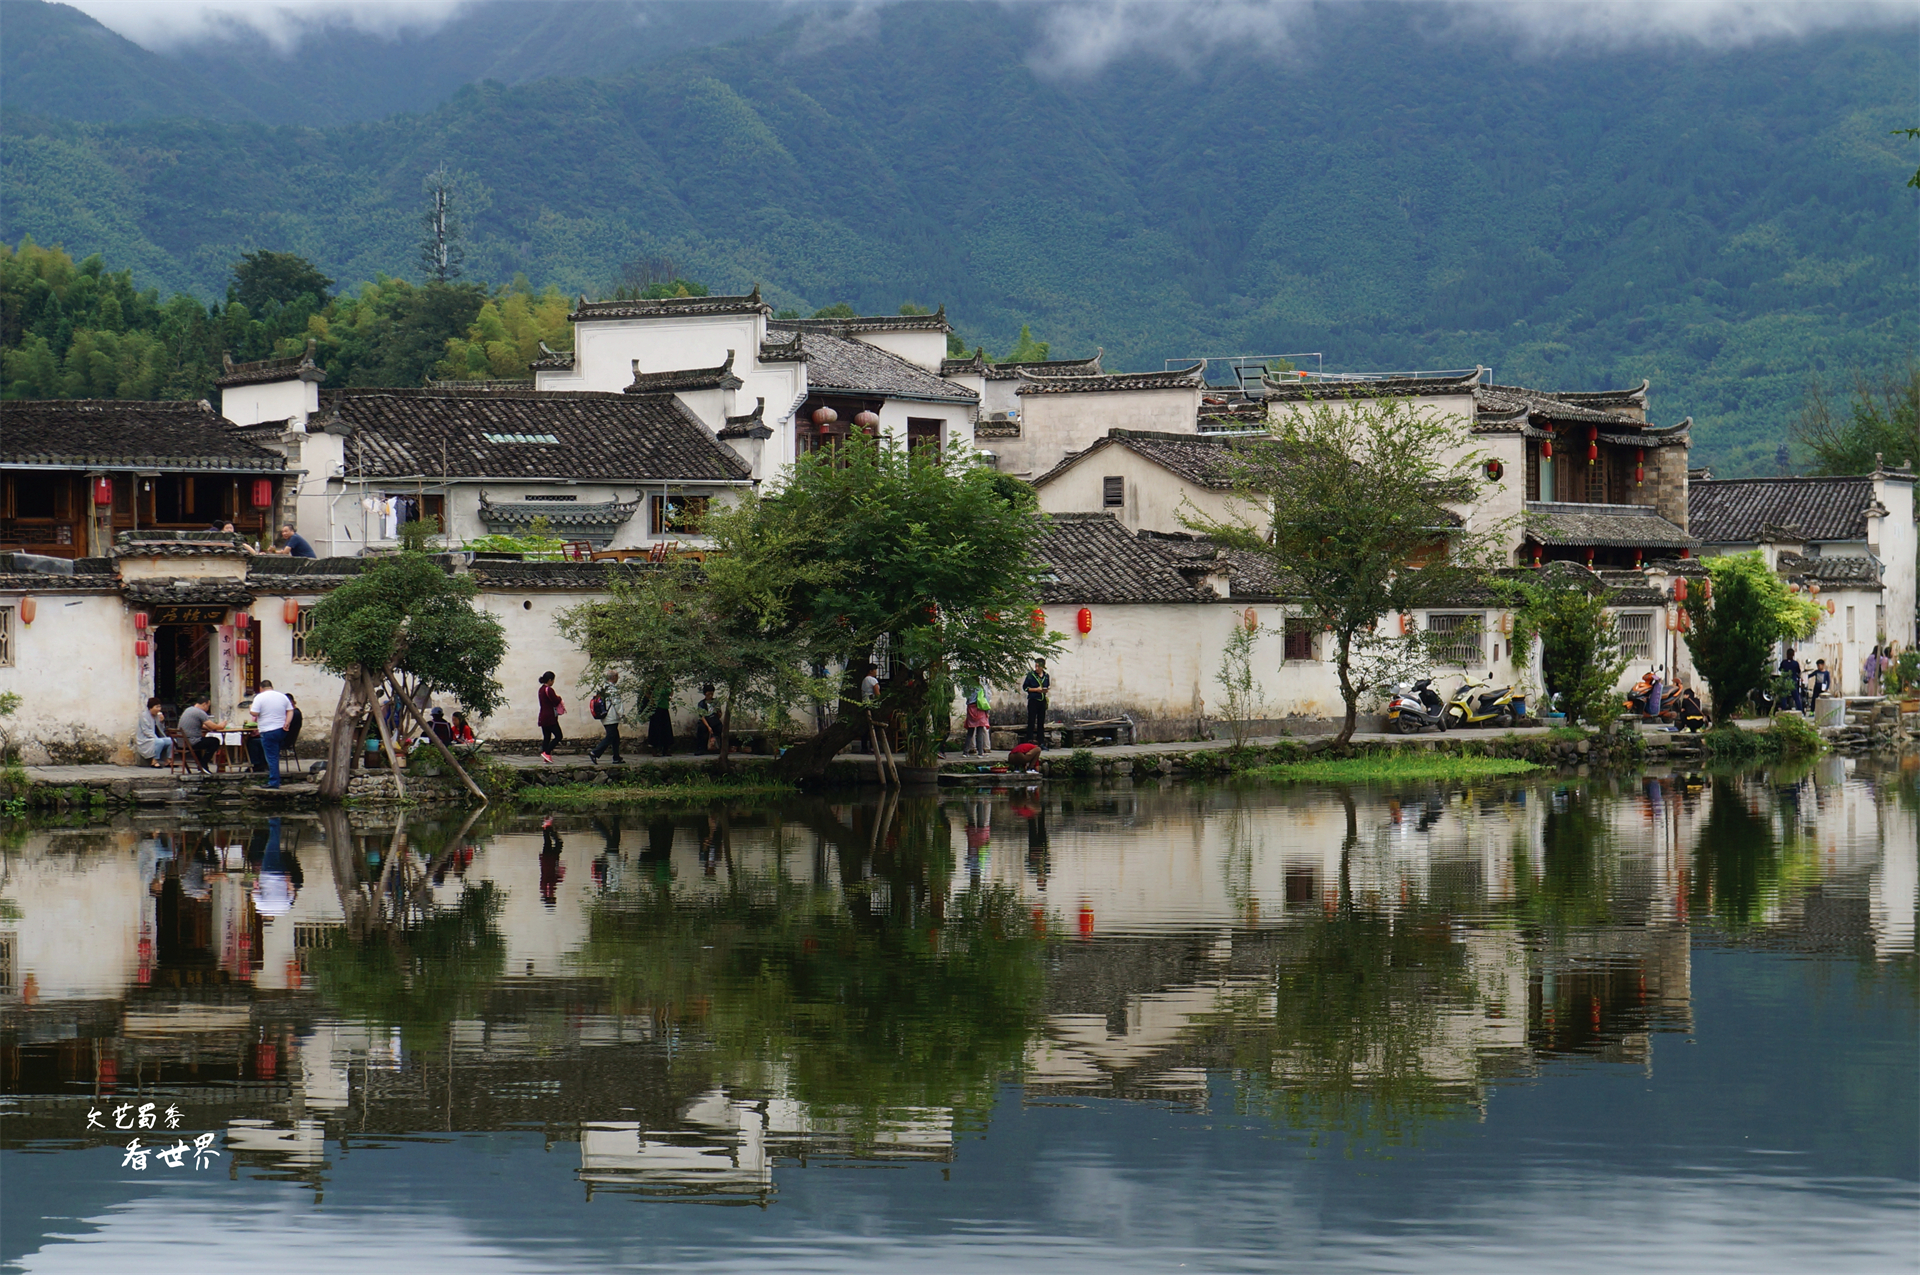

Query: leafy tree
[228,251,333,313]
[1793,359,1920,475]
[1507,568,1632,726]
[1682,552,1823,722]
[999,323,1049,363]
[438,276,572,380]
[694,434,1057,777]
[1183,393,1504,746]
[810,301,858,318]
[305,551,507,798]
[1215,618,1266,747]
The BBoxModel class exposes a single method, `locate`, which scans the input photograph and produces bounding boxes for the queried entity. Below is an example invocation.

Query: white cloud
[66,0,473,53]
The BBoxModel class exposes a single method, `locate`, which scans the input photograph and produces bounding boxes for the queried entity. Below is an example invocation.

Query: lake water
[3,760,1915,1273]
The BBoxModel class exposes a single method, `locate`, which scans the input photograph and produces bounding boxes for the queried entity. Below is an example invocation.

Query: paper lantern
[1540,425,1554,461]
[1700,578,1710,600]
[1484,458,1504,482]
[1398,612,1412,635]
[251,478,274,509]
[853,410,880,429]
[810,405,838,427]
[1586,425,1598,465]
[93,476,114,506]
[1584,548,1595,566]
[1076,606,1092,634]
[283,598,301,625]
[1531,545,1543,568]
[234,636,250,657]
[134,611,149,631]
[1674,578,1688,603]
[1827,599,1836,615]
[17,596,33,625]
[985,610,1000,624]
[1635,447,1645,487]
[1633,549,1643,568]
[134,638,150,658]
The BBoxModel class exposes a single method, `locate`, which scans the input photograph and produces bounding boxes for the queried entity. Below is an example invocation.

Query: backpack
[589,693,606,720]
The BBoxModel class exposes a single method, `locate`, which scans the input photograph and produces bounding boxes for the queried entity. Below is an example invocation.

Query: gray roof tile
[2,399,288,472]
[1523,501,1696,549]
[785,331,977,403]
[1689,477,1878,544]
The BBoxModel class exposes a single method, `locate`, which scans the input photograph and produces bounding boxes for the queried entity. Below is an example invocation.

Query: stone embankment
[1822,700,1920,756]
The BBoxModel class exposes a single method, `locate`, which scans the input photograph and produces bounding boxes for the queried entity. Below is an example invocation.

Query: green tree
[1682,552,1823,722]
[697,434,1057,777]
[999,323,1049,363]
[1507,568,1632,726]
[228,251,333,313]
[1793,360,1920,475]
[1183,393,1505,746]
[438,276,572,380]
[305,552,507,798]
[811,301,858,318]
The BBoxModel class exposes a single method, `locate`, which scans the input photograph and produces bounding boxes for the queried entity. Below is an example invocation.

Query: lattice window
[1283,617,1315,661]
[871,632,892,680]
[290,607,319,662]
[0,606,11,667]
[1428,613,1483,667]
[1617,612,1654,660]
[1103,476,1125,508]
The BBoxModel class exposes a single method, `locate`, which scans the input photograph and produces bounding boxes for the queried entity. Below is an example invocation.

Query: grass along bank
[1250,753,1543,784]
[515,777,796,809]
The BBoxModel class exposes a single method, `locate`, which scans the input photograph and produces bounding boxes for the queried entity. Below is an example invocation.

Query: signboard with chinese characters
[149,605,229,626]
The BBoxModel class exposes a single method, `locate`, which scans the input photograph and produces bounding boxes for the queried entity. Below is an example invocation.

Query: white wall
[1034,447,1259,536]
[853,328,948,372]
[221,377,319,429]
[995,387,1204,478]
[1870,473,1916,649]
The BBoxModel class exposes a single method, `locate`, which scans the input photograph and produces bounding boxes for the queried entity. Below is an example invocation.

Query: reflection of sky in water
[1,767,1914,1272]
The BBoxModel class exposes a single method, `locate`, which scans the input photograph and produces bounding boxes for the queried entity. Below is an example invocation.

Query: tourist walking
[589,670,626,764]
[1021,659,1050,747]
[134,697,173,768]
[537,671,565,762]
[646,679,675,756]
[249,680,293,788]
[964,683,992,756]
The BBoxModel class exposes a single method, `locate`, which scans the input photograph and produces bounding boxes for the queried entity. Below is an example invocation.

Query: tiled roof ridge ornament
[1012,361,1203,393]
[1261,365,1485,395]
[725,397,766,425]
[215,336,324,388]
[623,350,742,394]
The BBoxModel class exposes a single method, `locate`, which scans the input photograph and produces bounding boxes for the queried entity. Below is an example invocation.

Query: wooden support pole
[361,670,407,798]
[383,671,488,805]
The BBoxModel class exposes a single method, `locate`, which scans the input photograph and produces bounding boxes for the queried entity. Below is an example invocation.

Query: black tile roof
[122,577,256,607]
[2,400,288,472]
[570,286,770,322]
[1523,502,1696,549]
[785,331,977,404]
[624,351,744,394]
[427,377,535,392]
[1016,364,1205,396]
[1038,514,1212,604]
[1473,381,1648,426]
[530,342,574,372]
[215,341,325,389]
[940,350,1106,380]
[1032,430,1240,491]
[1261,368,1486,400]
[768,307,950,337]
[716,398,772,440]
[1688,477,1880,544]
[1774,552,1883,586]
[315,389,751,483]
[465,559,661,591]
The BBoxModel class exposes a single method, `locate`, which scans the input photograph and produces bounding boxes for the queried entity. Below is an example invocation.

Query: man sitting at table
[178,693,220,773]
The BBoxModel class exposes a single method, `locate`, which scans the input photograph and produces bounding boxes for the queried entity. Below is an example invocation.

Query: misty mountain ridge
[2,0,1914,476]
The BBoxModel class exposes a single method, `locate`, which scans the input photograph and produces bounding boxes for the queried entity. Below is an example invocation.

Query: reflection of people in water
[590,814,623,892]
[1021,800,1050,889]
[539,817,566,908]
[965,799,991,887]
[250,817,301,918]
[700,815,724,877]
[138,832,176,895]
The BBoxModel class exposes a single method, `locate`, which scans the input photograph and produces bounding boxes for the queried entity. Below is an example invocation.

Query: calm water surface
[2,759,1915,1273]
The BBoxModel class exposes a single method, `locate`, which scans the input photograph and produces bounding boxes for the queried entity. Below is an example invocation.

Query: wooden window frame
[1102,476,1125,508]
[0,606,12,667]
[650,493,710,537]
[1283,617,1315,661]
[290,607,320,662]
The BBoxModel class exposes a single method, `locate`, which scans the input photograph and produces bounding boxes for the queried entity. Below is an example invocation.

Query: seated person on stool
[178,693,220,772]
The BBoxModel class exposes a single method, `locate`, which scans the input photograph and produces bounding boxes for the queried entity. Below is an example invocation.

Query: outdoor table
[212,730,264,773]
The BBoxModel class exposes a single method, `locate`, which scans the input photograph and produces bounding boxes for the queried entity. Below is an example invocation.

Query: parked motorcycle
[1444,677,1523,729]
[1386,678,1449,734]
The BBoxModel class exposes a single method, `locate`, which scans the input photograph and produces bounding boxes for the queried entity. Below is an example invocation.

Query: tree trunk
[1334,629,1359,748]
[383,671,488,805]
[318,677,368,801]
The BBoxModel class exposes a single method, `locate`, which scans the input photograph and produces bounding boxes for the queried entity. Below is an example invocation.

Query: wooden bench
[1053,718,1134,748]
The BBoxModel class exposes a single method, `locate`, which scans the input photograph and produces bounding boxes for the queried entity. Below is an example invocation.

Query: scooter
[1444,676,1522,729]
[1386,678,1449,734]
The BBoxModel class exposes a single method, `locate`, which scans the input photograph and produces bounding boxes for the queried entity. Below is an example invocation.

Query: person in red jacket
[536,671,564,762]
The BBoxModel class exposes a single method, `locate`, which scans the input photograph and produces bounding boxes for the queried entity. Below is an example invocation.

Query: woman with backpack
[963,682,992,756]
[588,670,625,765]
[536,671,565,763]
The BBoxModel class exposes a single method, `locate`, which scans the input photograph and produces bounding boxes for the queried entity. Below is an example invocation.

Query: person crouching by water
[135,697,173,768]
[694,684,723,754]
[646,678,675,757]
[537,671,564,763]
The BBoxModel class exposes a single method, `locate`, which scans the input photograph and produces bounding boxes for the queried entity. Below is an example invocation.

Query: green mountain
[3,1,1914,474]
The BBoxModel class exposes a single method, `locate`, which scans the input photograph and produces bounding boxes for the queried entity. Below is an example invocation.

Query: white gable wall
[996,386,1203,478]
[221,377,320,429]
[1034,446,1258,536]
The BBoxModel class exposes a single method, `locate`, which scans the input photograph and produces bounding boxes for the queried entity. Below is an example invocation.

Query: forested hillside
[3,1,1914,474]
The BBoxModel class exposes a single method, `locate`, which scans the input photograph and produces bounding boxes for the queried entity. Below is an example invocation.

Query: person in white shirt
[249,680,294,788]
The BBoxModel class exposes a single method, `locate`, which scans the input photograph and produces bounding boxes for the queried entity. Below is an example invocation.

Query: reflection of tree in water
[1690,777,1788,931]
[1510,785,1620,932]
[575,796,1047,1142]
[304,808,506,1052]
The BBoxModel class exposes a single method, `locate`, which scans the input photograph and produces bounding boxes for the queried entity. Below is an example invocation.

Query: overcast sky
[66,0,1920,64]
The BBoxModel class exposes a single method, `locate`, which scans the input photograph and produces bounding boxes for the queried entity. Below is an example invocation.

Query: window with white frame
[1617,612,1654,661]
[290,607,319,662]
[0,606,12,667]
[1427,613,1483,667]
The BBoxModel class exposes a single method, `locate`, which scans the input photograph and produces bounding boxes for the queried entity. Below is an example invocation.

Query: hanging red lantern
[985,610,1000,624]
[1674,577,1688,602]
[853,410,880,430]
[17,596,34,626]
[135,638,149,658]
[234,636,250,657]
[1586,426,1598,465]
[810,405,838,427]
[1531,545,1543,568]
[1635,447,1645,487]
[283,597,301,625]
[1678,609,1692,633]
[1585,547,1596,566]
[1242,607,1258,632]
[1540,424,1553,461]
[1484,458,1504,482]
[92,476,114,506]
[134,611,149,632]
[251,478,274,509]
[1076,606,1092,634]
[1030,608,1046,632]
[1826,599,1836,615]
[1633,548,1643,568]
[1398,612,1412,635]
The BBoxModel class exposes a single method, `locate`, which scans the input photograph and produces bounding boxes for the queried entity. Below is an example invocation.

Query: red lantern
[1541,425,1554,461]
[1030,608,1046,632]
[93,476,114,506]
[853,410,880,430]
[251,478,273,509]
[135,638,149,658]
[1635,447,1645,487]
[134,611,149,631]
[1586,426,1598,465]
[1243,607,1258,632]
[985,610,1000,624]
[1076,606,1092,635]
[17,596,33,626]
[1585,548,1595,566]
[1633,548,1643,568]
[1484,458,1504,482]
[1531,546,1543,568]
[234,637,250,657]
[811,405,838,427]
[1673,577,1688,603]
[283,598,301,625]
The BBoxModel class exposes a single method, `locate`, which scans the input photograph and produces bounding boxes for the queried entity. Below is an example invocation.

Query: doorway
[155,624,214,713]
